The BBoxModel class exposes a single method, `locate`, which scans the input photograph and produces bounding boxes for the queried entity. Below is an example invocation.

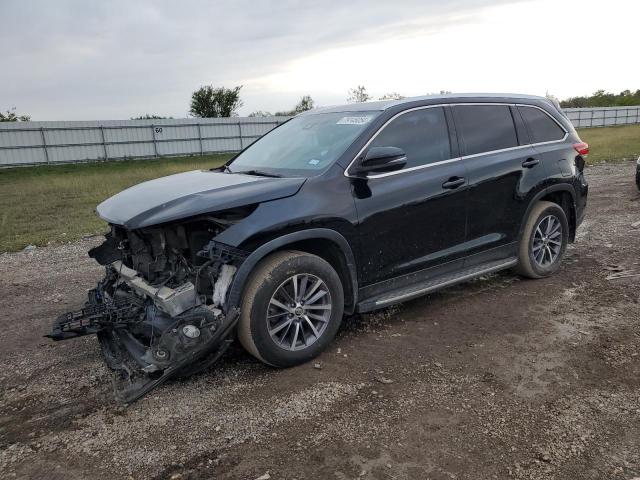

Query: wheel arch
[519,184,577,242]
[226,228,358,315]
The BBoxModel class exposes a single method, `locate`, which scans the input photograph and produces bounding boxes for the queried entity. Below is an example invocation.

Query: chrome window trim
[344,102,569,179]
[364,156,463,179]
[460,143,535,160]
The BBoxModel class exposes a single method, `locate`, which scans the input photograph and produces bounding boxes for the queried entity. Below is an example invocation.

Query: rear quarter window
[518,106,566,143]
[453,105,518,156]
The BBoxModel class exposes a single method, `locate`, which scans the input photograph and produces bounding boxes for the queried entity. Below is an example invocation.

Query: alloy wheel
[532,214,563,267]
[266,274,332,351]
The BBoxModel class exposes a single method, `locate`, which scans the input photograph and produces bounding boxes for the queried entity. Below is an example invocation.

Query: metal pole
[589,109,594,128]
[197,122,203,155]
[100,125,108,160]
[151,124,159,157]
[40,127,50,164]
[238,122,243,150]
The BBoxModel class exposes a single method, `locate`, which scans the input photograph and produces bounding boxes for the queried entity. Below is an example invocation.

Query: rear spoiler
[546,97,569,120]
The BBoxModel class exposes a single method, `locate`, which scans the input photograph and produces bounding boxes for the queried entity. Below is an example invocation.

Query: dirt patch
[1,161,639,480]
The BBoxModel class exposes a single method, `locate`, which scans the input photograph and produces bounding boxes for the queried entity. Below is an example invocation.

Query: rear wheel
[515,201,569,279]
[238,250,344,367]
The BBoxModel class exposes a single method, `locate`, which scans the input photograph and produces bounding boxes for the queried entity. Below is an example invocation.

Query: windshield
[228,111,379,177]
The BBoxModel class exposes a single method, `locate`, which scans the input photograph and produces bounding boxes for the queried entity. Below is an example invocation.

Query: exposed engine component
[182,324,201,339]
[212,264,237,307]
[49,217,250,403]
[111,260,199,316]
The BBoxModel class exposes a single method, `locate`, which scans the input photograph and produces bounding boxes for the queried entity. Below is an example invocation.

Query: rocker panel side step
[357,258,518,313]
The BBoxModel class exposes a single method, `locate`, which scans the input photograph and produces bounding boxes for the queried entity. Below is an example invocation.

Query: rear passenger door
[453,104,544,266]
[517,105,570,179]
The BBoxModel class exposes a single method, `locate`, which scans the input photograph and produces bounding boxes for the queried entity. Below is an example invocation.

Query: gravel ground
[1,161,639,480]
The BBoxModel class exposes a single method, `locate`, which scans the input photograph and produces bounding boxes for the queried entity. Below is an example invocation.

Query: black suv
[51,93,588,402]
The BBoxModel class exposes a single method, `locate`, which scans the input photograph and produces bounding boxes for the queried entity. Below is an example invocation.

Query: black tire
[237,250,344,367]
[515,201,569,279]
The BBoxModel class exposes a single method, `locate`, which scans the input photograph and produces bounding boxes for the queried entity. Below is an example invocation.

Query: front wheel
[515,201,569,279]
[238,250,344,367]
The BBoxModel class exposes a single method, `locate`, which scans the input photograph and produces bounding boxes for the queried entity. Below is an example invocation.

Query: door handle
[442,177,465,189]
[522,158,540,168]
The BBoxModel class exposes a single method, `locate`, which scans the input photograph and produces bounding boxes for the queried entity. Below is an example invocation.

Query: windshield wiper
[237,169,283,178]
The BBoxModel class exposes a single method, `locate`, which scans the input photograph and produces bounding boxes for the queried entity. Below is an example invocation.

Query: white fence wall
[1,106,639,167]
[0,117,289,167]
[563,106,640,128]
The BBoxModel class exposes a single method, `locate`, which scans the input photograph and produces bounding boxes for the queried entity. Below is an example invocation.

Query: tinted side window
[453,105,518,156]
[519,106,566,143]
[369,107,450,168]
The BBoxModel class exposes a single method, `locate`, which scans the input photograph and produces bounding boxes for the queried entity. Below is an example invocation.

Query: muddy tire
[515,201,569,279]
[237,250,344,367]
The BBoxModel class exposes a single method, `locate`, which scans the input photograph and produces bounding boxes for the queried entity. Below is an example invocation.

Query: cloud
[5,0,638,120]
[0,0,520,119]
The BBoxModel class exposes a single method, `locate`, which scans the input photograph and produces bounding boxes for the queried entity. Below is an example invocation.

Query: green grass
[0,154,230,252]
[0,123,639,252]
[578,123,640,164]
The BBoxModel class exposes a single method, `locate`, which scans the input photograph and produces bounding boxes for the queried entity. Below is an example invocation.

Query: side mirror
[354,146,406,175]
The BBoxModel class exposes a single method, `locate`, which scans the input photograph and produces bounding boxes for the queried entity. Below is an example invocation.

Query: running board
[357,258,518,313]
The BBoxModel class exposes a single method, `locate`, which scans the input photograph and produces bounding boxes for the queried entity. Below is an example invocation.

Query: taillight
[573,142,589,156]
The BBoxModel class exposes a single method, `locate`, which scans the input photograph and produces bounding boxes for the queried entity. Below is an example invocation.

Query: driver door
[351,106,468,286]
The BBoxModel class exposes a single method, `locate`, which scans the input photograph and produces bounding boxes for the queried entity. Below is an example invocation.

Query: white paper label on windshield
[336,116,374,125]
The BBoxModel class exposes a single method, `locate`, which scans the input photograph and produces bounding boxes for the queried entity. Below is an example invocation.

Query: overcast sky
[2,0,638,120]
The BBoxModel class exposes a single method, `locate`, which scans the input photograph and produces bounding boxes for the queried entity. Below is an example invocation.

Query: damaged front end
[48,215,249,403]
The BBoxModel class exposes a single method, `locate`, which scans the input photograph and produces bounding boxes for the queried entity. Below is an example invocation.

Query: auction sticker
[336,116,374,125]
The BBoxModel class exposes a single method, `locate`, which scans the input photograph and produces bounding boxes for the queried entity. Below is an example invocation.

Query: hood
[97,170,306,229]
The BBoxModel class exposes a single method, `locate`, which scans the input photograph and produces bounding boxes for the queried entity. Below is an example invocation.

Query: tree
[347,85,370,103]
[0,107,30,122]
[294,95,315,113]
[560,89,640,108]
[131,114,172,120]
[248,111,274,117]
[273,95,316,116]
[189,85,243,118]
[378,92,405,100]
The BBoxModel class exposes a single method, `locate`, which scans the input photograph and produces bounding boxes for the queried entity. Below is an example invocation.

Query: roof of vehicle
[302,93,552,115]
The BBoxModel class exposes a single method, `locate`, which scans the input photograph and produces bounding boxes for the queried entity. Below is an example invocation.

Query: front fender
[224,228,358,315]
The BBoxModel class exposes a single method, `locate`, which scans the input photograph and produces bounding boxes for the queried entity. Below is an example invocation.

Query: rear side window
[369,107,451,168]
[453,105,518,156]
[518,106,566,143]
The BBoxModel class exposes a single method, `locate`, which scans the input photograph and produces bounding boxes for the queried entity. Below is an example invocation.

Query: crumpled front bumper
[48,261,240,404]
[96,306,239,404]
